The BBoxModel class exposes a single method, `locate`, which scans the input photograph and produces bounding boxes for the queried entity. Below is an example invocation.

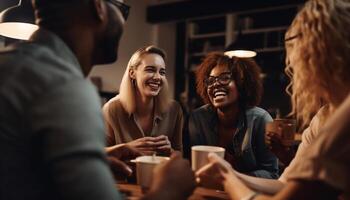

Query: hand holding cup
[126,137,159,155]
[152,135,172,155]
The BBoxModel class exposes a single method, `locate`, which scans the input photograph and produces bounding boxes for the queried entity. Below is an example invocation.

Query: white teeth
[149,83,158,87]
[148,83,160,89]
[214,91,227,97]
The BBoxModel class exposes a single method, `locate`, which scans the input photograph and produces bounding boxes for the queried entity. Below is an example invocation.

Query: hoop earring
[131,79,136,86]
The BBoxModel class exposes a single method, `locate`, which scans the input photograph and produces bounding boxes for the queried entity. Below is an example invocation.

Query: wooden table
[117,183,230,200]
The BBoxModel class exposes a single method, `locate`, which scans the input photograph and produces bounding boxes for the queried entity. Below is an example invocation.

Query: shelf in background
[190,32,226,39]
[240,26,288,35]
[255,47,285,53]
[181,4,300,114]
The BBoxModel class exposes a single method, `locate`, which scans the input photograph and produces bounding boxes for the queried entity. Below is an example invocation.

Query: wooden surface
[117,183,230,200]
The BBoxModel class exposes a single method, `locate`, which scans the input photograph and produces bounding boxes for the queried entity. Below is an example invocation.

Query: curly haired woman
[196,0,350,199]
[187,52,278,179]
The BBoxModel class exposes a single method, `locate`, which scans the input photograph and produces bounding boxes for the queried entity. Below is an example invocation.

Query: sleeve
[279,108,323,182]
[184,112,204,160]
[182,115,191,159]
[188,112,203,146]
[170,103,184,152]
[102,102,117,146]
[29,80,122,200]
[249,112,279,179]
[285,96,350,195]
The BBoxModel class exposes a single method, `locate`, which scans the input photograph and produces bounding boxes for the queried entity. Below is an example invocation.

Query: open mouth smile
[147,81,161,90]
[213,89,228,98]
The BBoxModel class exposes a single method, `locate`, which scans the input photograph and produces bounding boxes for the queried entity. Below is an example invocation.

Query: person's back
[0,30,120,200]
[1,0,197,199]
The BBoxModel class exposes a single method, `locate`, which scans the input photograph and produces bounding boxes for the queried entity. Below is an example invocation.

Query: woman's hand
[265,128,283,149]
[153,135,172,155]
[105,144,142,178]
[265,130,295,165]
[196,153,256,200]
[195,153,235,190]
[127,135,172,156]
[126,137,160,155]
[145,152,195,200]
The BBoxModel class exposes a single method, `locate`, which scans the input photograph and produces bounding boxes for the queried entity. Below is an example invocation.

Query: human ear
[91,0,107,22]
[129,68,136,79]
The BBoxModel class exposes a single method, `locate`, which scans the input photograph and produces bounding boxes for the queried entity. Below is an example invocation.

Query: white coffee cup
[132,155,169,190]
[191,145,225,171]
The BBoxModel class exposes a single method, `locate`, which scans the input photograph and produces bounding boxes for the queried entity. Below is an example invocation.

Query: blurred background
[0,0,306,117]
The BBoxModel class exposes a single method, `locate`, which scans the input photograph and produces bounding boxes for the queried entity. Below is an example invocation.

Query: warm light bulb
[224,50,257,58]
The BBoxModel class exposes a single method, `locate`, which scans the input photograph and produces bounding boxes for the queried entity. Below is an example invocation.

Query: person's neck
[55,27,94,77]
[217,103,240,128]
[135,92,154,117]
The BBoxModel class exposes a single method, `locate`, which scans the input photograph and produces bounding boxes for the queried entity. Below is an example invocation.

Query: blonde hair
[285,0,350,127]
[118,45,171,114]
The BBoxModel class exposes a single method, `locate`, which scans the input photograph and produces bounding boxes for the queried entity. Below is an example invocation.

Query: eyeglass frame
[204,72,233,87]
[105,0,130,21]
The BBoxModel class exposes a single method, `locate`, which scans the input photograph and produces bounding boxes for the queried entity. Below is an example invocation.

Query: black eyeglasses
[106,0,130,21]
[204,72,232,87]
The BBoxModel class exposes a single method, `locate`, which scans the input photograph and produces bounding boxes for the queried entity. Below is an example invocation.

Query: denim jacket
[188,105,279,179]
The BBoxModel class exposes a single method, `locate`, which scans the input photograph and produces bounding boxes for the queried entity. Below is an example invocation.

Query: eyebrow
[144,66,166,70]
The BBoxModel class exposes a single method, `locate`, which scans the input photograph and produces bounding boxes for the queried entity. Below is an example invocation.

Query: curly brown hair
[195,52,263,109]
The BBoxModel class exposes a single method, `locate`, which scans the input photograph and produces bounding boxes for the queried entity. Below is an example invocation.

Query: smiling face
[130,53,166,98]
[206,65,239,109]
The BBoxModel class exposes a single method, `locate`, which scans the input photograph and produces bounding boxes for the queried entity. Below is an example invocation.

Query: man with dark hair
[0,0,195,200]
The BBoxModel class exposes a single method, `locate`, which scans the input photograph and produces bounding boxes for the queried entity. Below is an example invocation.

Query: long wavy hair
[285,0,350,127]
[195,52,263,109]
[118,45,171,114]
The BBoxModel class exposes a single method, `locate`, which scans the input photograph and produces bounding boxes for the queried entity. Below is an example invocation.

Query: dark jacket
[188,105,279,179]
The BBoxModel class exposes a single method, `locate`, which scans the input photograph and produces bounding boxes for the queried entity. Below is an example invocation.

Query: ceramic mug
[191,145,225,171]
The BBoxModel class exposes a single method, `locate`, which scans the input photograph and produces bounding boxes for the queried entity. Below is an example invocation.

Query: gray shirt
[188,105,279,179]
[0,29,121,200]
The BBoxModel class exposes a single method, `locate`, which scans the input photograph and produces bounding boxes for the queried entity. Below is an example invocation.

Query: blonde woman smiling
[103,46,183,156]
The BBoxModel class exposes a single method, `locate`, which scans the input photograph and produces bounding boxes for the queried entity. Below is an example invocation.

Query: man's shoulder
[0,42,88,111]
[1,42,81,77]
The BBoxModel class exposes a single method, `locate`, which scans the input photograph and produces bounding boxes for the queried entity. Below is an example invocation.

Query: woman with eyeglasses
[103,46,183,157]
[196,0,350,199]
[187,52,278,179]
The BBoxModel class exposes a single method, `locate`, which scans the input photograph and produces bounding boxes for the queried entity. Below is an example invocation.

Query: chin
[97,38,119,65]
[150,92,160,97]
[145,90,160,97]
[210,98,230,109]
[213,102,228,109]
